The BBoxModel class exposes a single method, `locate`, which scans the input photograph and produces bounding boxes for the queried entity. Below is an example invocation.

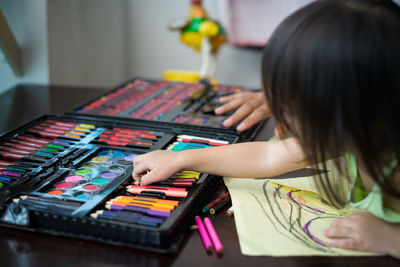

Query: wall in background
[47,0,263,89]
[0,0,49,93]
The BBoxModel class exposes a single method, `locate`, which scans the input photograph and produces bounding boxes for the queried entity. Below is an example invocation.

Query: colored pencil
[209,196,231,215]
[202,192,230,213]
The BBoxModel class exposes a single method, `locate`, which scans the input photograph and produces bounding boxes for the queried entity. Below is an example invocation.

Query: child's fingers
[323,225,353,239]
[132,162,151,181]
[324,218,356,238]
[222,102,254,127]
[218,94,236,103]
[215,98,243,115]
[140,169,166,186]
[330,238,358,250]
[237,105,269,132]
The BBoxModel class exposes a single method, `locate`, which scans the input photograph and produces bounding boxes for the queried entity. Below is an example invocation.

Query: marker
[195,216,212,252]
[204,217,223,253]
[202,192,230,213]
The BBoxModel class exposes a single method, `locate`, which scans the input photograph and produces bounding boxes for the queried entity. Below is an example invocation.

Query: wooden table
[0,84,398,267]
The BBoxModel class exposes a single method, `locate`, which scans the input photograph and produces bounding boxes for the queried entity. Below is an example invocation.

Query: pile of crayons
[91,195,179,227]
[129,83,203,120]
[78,79,169,116]
[93,127,163,149]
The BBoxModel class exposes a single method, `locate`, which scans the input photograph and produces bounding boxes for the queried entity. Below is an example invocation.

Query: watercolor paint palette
[0,114,238,252]
[40,149,136,200]
[73,77,265,141]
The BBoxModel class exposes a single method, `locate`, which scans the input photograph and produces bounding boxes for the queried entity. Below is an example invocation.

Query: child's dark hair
[262,0,400,207]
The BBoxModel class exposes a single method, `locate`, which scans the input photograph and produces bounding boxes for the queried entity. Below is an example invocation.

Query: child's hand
[215,92,270,132]
[132,150,183,186]
[324,212,400,257]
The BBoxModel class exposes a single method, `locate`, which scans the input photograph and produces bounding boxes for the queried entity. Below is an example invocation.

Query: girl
[133,0,400,258]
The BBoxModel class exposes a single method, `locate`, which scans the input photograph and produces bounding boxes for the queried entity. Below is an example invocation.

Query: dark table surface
[0,84,398,267]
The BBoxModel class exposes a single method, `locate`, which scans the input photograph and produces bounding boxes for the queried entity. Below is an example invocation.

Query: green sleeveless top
[345,153,400,223]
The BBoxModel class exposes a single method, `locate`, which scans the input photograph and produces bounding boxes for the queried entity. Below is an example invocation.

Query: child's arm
[133,137,309,185]
[324,212,400,258]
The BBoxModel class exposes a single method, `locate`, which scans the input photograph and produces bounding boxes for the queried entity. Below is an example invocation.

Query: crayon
[195,216,212,252]
[126,185,188,198]
[202,192,230,213]
[106,200,173,213]
[209,196,231,215]
[204,217,223,253]
[115,195,179,206]
[110,198,175,209]
[105,203,170,218]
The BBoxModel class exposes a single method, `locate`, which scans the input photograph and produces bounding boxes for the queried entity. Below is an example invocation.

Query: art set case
[0,77,264,253]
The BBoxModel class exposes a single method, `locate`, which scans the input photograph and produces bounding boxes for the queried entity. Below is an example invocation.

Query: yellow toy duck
[164,0,226,82]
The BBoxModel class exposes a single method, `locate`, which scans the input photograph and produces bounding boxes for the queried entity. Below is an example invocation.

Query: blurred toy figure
[165,0,226,82]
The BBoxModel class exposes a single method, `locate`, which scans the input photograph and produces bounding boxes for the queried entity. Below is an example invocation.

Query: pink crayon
[204,217,223,254]
[195,216,212,252]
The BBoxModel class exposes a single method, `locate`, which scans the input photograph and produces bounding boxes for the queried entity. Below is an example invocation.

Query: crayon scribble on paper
[224,177,375,256]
